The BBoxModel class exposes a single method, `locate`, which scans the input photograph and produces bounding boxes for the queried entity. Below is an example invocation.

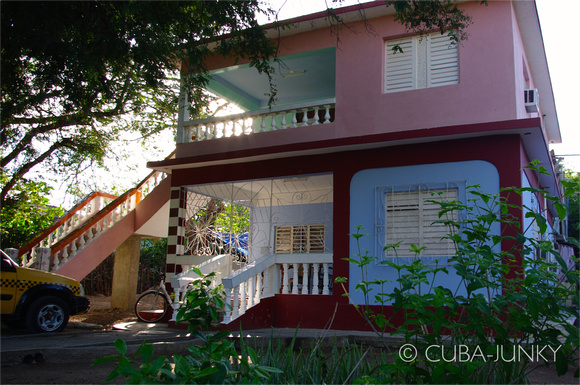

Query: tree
[565,170,580,240]
[1,1,276,207]
[0,175,64,249]
[384,0,488,43]
[1,0,486,207]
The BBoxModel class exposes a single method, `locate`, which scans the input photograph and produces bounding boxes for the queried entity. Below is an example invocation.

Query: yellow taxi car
[1,250,90,333]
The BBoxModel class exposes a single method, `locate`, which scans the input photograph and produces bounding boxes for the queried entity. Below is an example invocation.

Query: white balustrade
[18,169,167,273]
[182,99,335,144]
[169,254,233,321]
[221,253,333,323]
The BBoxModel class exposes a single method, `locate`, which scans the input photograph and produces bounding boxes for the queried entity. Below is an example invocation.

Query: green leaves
[340,162,579,384]
[0,175,64,249]
[1,1,276,204]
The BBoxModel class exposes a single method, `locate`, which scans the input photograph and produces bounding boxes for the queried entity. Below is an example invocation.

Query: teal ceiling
[207,47,336,111]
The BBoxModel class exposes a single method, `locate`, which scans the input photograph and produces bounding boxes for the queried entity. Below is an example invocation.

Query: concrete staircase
[17,170,171,281]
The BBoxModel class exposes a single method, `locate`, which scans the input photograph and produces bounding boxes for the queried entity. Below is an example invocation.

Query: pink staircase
[18,170,170,281]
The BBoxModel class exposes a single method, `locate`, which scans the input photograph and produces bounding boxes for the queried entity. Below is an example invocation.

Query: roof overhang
[512,0,561,144]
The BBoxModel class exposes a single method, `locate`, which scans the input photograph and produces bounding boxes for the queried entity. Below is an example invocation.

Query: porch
[165,173,334,324]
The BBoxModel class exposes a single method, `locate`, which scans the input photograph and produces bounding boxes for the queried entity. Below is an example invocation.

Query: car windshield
[1,249,18,265]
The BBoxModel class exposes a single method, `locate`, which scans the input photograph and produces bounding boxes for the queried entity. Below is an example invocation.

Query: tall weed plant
[336,162,579,383]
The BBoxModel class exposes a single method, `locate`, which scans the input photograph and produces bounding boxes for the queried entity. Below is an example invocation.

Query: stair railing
[49,170,168,271]
[18,192,117,269]
[18,169,168,272]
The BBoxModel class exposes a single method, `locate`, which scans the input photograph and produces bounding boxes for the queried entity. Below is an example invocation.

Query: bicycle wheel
[135,291,169,323]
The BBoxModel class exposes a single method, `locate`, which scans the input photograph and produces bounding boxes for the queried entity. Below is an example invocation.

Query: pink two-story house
[148,0,563,331]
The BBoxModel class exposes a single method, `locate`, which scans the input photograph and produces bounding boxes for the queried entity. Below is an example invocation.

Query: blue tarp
[212,231,249,256]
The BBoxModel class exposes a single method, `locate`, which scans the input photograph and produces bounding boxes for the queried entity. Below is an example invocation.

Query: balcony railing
[179,99,336,144]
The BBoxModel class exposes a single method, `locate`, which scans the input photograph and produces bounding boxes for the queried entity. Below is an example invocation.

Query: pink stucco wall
[178,1,540,159]
[334,1,526,136]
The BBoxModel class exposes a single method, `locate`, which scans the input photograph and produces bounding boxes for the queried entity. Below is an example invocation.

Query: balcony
[177,48,336,146]
[178,99,335,144]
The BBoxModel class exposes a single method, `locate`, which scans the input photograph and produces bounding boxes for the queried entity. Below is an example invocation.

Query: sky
[264,0,579,171]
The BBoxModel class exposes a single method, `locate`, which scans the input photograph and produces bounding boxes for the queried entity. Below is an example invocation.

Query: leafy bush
[336,163,579,383]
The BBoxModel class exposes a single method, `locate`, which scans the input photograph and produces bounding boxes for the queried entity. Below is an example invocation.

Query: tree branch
[1,107,125,169]
[1,138,75,206]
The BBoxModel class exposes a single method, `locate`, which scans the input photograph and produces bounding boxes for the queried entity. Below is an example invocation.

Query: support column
[166,187,187,282]
[111,235,141,310]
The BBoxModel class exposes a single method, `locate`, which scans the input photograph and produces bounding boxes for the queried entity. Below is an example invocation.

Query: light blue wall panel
[348,161,500,305]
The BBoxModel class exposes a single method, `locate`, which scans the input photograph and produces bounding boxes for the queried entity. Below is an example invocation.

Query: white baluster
[239,281,247,314]
[59,249,70,268]
[281,113,287,129]
[312,107,320,125]
[197,126,204,141]
[22,252,29,267]
[255,273,262,304]
[301,108,309,126]
[302,263,309,294]
[291,111,298,128]
[170,286,183,321]
[241,119,248,135]
[292,264,299,294]
[223,288,232,323]
[260,116,266,132]
[248,277,255,308]
[78,234,86,249]
[232,286,240,319]
[270,114,277,130]
[322,263,330,295]
[324,105,331,123]
[282,263,289,294]
[85,227,94,241]
[312,263,320,295]
[206,123,214,140]
[263,268,270,297]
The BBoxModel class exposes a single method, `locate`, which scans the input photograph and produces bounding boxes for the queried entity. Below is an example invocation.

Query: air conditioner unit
[524,89,539,113]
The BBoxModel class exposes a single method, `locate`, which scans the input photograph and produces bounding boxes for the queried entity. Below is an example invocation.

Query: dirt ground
[68,294,137,329]
[2,296,579,384]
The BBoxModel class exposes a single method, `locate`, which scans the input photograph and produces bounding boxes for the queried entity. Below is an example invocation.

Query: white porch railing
[179,99,336,144]
[221,253,333,323]
[169,254,233,320]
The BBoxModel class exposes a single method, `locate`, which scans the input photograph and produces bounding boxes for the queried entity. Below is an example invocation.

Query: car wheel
[25,296,69,333]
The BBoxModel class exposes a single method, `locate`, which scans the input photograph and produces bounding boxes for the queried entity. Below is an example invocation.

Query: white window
[275,225,325,254]
[385,32,459,93]
[376,182,462,263]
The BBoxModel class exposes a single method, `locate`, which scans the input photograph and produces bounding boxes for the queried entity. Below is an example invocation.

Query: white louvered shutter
[385,188,458,257]
[428,33,459,87]
[385,37,415,92]
[385,32,458,93]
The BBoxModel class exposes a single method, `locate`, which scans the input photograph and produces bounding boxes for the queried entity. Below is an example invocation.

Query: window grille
[376,182,463,264]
